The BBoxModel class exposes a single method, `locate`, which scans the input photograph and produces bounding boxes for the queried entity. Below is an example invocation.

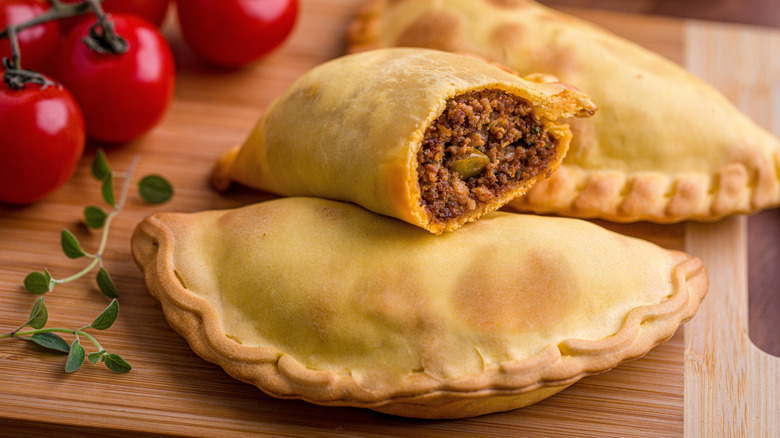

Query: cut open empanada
[348,0,780,222]
[132,197,707,419]
[212,48,596,234]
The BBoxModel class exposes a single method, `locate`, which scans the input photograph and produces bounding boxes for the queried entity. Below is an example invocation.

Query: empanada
[132,197,707,419]
[212,48,596,234]
[349,0,780,222]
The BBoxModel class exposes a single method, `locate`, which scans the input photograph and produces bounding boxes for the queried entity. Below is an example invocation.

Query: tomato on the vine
[177,0,298,68]
[60,0,171,31]
[54,13,175,143]
[0,0,61,73]
[0,79,85,204]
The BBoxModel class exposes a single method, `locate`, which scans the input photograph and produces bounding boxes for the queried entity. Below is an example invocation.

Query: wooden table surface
[1,1,778,437]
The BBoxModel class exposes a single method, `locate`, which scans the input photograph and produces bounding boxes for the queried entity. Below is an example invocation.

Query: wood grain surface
[683,21,779,437]
[0,1,777,436]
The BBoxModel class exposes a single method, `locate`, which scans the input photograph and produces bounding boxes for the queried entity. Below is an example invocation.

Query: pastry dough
[212,48,595,234]
[349,0,780,222]
[131,197,707,418]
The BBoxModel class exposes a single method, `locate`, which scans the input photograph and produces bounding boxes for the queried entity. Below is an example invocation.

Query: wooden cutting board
[0,1,777,436]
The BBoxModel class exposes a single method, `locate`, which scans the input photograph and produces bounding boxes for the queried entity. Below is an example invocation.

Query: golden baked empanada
[132,197,707,419]
[212,48,595,234]
[349,0,780,222]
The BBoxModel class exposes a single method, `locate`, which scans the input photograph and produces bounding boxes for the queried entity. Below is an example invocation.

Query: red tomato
[0,79,86,204]
[60,0,171,31]
[0,0,61,73]
[54,14,175,143]
[177,0,297,68]
[101,0,171,27]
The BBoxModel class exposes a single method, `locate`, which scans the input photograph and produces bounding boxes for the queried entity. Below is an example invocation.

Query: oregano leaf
[24,272,49,295]
[44,268,52,290]
[103,353,132,373]
[96,268,118,299]
[61,229,86,259]
[90,299,118,330]
[28,298,48,329]
[101,172,115,207]
[138,175,173,204]
[83,206,108,229]
[88,350,105,364]
[92,149,111,180]
[31,333,70,353]
[65,338,85,373]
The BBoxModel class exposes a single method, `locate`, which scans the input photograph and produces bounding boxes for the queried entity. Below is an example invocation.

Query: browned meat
[417,89,557,223]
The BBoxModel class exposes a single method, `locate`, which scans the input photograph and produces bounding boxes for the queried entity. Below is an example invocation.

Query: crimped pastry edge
[509,157,780,223]
[131,211,708,418]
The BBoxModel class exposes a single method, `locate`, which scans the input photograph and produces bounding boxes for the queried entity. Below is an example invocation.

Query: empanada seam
[512,163,779,222]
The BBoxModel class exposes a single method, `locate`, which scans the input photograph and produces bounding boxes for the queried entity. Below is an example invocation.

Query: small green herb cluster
[0,298,130,373]
[1,150,173,373]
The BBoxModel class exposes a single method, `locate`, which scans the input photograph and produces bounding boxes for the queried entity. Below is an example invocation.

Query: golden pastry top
[132,197,707,418]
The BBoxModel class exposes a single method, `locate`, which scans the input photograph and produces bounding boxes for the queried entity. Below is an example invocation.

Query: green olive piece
[449,150,490,180]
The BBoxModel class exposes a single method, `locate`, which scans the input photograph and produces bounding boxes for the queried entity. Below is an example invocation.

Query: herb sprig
[24,150,172,297]
[3,150,173,373]
[0,298,131,373]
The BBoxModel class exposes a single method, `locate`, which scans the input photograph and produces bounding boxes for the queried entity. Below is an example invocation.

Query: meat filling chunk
[417,89,558,224]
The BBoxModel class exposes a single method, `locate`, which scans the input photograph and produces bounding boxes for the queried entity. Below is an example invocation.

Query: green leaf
[92,149,111,180]
[138,175,173,204]
[65,338,85,373]
[44,268,52,289]
[96,268,118,299]
[24,272,50,295]
[28,298,48,329]
[101,172,115,207]
[61,229,86,259]
[31,332,70,353]
[88,350,106,364]
[103,353,132,373]
[90,299,118,330]
[83,205,108,229]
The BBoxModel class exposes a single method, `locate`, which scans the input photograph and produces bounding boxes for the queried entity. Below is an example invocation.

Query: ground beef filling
[417,89,558,223]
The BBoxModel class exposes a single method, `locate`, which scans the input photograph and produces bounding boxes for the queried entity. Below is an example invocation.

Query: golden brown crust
[396,11,463,52]
[349,0,780,223]
[132,198,708,418]
[209,145,240,192]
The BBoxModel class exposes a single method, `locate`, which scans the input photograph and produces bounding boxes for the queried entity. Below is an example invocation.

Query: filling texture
[417,89,557,223]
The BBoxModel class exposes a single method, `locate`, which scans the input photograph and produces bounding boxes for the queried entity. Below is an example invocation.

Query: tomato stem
[0,1,97,41]
[82,0,129,55]
[0,0,126,89]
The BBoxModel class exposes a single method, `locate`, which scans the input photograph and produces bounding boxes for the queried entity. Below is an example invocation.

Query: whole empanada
[349,0,780,222]
[212,48,595,234]
[132,197,707,419]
